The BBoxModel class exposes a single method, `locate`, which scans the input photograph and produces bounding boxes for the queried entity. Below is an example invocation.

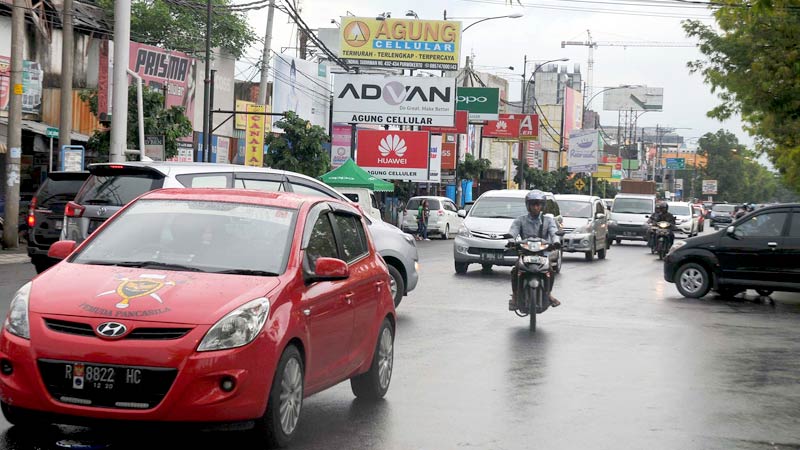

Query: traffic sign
[46,127,59,139]
[666,158,686,169]
[575,179,586,191]
[675,179,684,190]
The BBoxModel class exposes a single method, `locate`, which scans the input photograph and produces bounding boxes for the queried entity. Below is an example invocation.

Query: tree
[264,112,331,177]
[80,86,193,159]
[458,154,492,181]
[684,1,800,192]
[95,0,254,58]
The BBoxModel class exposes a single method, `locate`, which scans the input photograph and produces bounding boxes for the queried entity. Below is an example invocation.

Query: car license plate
[624,231,637,236]
[54,220,63,230]
[481,252,503,261]
[65,362,142,391]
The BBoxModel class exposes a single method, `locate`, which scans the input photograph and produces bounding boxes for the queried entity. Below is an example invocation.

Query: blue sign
[60,145,85,172]
[666,158,686,170]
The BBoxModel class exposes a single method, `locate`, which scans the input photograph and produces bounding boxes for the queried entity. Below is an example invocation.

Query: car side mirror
[312,257,350,281]
[645,215,650,219]
[595,213,605,220]
[457,209,466,218]
[725,225,738,238]
[48,240,76,260]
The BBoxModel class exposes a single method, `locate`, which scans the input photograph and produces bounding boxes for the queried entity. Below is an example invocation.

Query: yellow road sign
[575,179,586,191]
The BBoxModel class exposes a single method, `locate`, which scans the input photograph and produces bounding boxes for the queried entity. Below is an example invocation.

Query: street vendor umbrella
[319,159,395,192]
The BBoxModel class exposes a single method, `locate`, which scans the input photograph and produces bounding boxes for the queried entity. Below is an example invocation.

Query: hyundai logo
[96,322,127,338]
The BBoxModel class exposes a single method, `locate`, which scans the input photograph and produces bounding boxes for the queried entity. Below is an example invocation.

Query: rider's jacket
[509,213,560,244]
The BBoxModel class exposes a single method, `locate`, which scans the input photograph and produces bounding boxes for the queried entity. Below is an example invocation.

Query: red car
[0,189,396,447]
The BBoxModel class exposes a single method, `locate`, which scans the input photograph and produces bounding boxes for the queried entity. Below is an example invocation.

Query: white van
[608,193,656,244]
[337,187,382,221]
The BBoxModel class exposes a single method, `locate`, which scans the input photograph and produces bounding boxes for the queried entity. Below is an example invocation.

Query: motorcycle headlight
[457,226,472,238]
[198,297,270,352]
[4,282,31,339]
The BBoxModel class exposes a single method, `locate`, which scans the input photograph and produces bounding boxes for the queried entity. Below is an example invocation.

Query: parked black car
[26,171,89,273]
[664,203,800,298]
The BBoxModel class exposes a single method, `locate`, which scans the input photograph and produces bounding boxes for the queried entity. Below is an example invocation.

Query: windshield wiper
[482,215,516,219]
[212,269,279,276]
[104,261,204,272]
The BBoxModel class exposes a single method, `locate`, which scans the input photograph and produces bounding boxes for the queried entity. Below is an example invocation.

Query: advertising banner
[429,134,442,183]
[331,124,352,168]
[420,110,468,134]
[333,74,456,126]
[675,179,684,190]
[272,54,330,130]
[0,56,43,117]
[563,87,583,142]
[236,100,272,133]
[456,87,499,122]
[245,104,266,167]
[442,141,456,170]
[500,114,539,140]
[144,136,165,161]
[702,179,718,195]
[568,129,601,173]
[128,43,195,133]
[602,155,622,170]
[483,118,520,139]
[339,17,462,70]
[356,130,430,181]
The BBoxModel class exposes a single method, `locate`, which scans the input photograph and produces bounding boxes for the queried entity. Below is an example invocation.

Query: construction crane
[561,30,697,101]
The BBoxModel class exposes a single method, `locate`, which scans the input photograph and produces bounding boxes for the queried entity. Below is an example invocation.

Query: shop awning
[319,159,395,192]
[0,118,91,151]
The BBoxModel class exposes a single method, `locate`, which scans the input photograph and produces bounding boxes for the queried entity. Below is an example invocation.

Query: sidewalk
[0,248,29,265]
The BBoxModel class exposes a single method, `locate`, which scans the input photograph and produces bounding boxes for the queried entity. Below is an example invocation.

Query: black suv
[26,171,89,273]
[664,203,800,298]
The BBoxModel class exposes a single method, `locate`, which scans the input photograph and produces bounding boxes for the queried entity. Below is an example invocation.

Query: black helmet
[657,202,669,212]
[525,190,547,208]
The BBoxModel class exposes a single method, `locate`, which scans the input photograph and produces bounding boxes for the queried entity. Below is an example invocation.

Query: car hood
[610,212,650,224]
[29,263,281,325]
[562,217,591,230]
[464,217,515,234]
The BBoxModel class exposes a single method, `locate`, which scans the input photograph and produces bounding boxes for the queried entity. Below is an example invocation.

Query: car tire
[1,402,39,429]
[441,224,450,240]
[585,241,595,261]
[756,289,774,297]
[605,237,612,250]
[252,345,304,448]
[675,263,711,298]
[386,265,405,308]
[455,262,468,274]
[597,245,607,260]
[351,318,394,400]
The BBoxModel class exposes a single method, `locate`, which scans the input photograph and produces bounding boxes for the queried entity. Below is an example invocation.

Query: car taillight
[109,165,125,169]
[27,197,37,227]
[438,210,444,216]
[65,201,85,218]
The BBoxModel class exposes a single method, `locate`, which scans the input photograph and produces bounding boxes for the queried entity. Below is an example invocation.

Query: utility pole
[109,0,131,163]
[455,56,470,207]
[518,54,527,190]
[58,0,74,165]
[201,0,212,163]
[2,0,24,248]
[258,0,276,105]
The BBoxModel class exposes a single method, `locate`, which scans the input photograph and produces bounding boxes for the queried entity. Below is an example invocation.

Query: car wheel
[455,262,468,274]
[597,245,607,260]
[351,318,394,400]
[253,345,304,448]
[441,224,450,240]
[386,265,405,308]
[675,263,711,298]
[605,237,612,250]
[585,240,595,261]
[756,289,774,297]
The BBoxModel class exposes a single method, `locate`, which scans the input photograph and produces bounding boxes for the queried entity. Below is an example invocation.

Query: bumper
[561,233,593,253]
[0,320,277,423]
[663,254,680,283]
[401,220,446,235]
[453,235,517,266]
[676,223,693,236]
[609,224,648,241]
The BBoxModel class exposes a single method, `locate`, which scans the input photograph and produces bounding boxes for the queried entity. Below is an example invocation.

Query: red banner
[500,114,539,139]
[356,130,430,182]
[442,142,456,170]
[602,155,622,170]
[420,110,468,134]
[483,118,520,139]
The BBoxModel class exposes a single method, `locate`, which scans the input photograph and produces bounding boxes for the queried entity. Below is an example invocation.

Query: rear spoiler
[87,164,166,178]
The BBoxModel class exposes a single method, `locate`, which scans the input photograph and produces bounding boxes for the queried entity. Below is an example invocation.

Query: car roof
[140,188,348,211]
[614,193,656,198]
[479,189,555,199]
[409,196,452,201]
[555,194,599,202]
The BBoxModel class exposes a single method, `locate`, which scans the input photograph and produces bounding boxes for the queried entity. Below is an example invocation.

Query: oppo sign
[456,87,499,121]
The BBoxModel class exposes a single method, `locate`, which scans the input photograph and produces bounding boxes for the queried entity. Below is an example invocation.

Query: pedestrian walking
[416,200,430,241]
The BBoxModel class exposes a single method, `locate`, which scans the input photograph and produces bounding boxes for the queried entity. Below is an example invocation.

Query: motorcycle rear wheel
[530,288,541,333]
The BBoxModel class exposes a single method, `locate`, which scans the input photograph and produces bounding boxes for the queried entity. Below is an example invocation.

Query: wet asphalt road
[0,236,799,450]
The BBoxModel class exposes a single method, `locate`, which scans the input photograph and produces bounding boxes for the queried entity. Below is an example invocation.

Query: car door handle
[344,293,354,305]
[768,242,778,249]
[302,308,311,317]
[374,281,384,292]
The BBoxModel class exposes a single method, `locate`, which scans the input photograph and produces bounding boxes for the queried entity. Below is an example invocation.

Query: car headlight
[668,240,687,254]
[608,220,617,226]
[198,297,270,352]
[457,226,472,238]
[573,225,591,234]
[4,282,31,339]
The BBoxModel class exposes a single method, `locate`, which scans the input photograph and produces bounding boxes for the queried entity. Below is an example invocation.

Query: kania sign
[420,110,468,134]
[499,114,539,140]
[483,118,520,139]
[356,130,430,181]
[333,74,456,126]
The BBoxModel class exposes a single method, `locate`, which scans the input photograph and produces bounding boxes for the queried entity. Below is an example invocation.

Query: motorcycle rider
[508,190,562,310]
[647,202,676,250]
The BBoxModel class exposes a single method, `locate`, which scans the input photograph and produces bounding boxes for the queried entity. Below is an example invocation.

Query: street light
[405,10,419,19]
[462,13,523,32]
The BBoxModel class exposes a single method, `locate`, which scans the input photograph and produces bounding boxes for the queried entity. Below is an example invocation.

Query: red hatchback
[0,189,396,447]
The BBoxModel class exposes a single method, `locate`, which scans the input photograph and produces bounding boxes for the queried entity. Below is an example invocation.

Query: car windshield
[469,197,527,219]
[36,179,86,209]
[73,199,296,275]
[713,204,735,213]
[612,198,653,214]
[671,205,691,216]
[407,198,441,211]
[76,173,165,207]
[558,200,593,218]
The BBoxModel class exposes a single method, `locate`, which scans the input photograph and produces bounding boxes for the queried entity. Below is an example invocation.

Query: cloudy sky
[237,0,751,146]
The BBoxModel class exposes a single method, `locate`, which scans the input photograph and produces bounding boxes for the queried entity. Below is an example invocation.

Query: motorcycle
[506,236,559,332]
[651,221,674,260]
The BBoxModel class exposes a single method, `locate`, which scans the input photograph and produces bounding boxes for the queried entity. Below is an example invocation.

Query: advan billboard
[356,130,430,181]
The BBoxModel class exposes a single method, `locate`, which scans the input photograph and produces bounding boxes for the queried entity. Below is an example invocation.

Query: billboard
[429,134,442,182]
[245,104,266,167]
[421,110,468,134]
[603,86,664,111]
[272,54,330,130]
[702,179,718,195]
[128,43,196,127]
[500,114,539,140]
[456,87,499,122]
[483,118,520,139]
[442,140,457,170]
[568,129,601,173]
[563,87,583,143]
[235,100,272,134]
[333,74,456,126]
[339,17,462,70]
[356,130,430,181]
[331,124,352,168]
[0,56,43,117]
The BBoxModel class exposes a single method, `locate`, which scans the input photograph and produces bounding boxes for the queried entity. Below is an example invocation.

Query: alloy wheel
[279,358,303,435]
[377,327,394,389]
[680,268,705,294]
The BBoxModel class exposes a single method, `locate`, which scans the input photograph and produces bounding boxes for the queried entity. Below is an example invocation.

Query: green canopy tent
[319,159,395,192]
